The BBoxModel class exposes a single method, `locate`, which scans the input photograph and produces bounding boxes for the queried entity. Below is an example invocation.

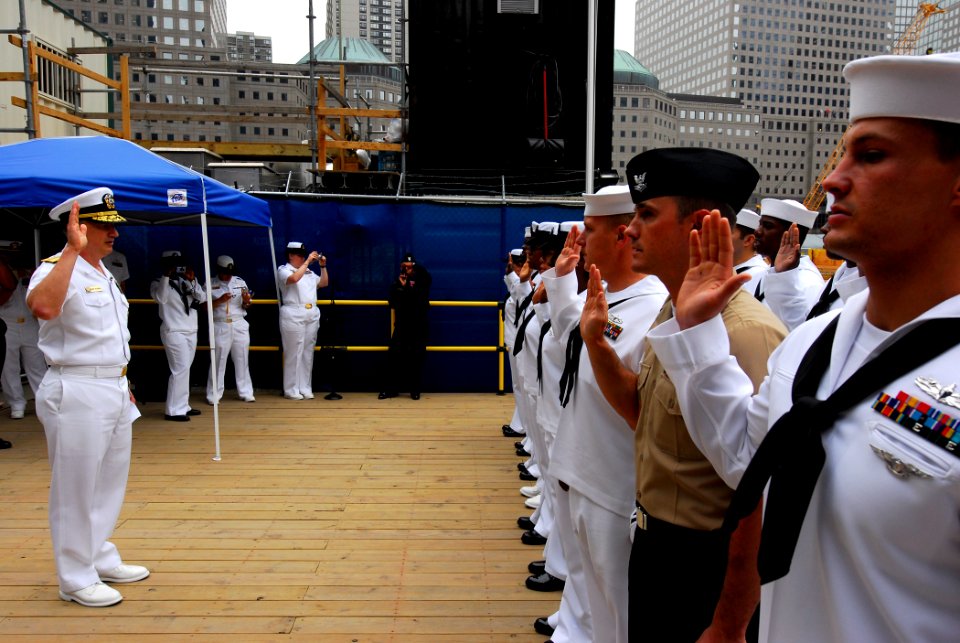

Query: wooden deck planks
[0,393,554,641]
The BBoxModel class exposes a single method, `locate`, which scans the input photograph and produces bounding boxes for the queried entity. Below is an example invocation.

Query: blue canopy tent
[0,136,276,461]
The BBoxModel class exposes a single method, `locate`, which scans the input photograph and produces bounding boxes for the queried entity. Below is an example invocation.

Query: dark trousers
[383,333,426,394]
[629,520,730,643]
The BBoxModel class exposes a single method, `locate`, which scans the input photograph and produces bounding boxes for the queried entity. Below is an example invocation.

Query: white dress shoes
[524,494,542,509]
[301,391,315,400]
[520,485,541,498]
[10,409,24,419]
[99,563,150,583]
[59,582,122,607]
[284,393,303,400]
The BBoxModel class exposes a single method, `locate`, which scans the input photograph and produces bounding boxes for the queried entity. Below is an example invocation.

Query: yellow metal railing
[127,298,508,392]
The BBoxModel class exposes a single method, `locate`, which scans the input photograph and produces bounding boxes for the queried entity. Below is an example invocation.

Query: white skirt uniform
[0,283,47,413]
[28,254,140,593]
[277,264,321,398]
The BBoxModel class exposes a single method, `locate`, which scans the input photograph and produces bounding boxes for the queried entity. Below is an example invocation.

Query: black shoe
[527,559,546,575]
[0,437,11,449]
[514,441,525,449]
[186,409,201,416]
[410,393,420,400]
[502,425,524,437]
[518,462,530,474]
[534,616,556,636]
[378,392,397,400]
[516,447,531,457]
[521,530,547,546]
[519,471,537,481]
[517,516,536,530]
[525,572,564,592]
[164,414,190,422]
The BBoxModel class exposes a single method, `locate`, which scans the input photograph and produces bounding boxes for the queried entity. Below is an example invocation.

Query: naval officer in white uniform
[277,242,327,400]
[206,255,255,404]
[27,187,148,607]
[0,253,47,419]
[150,250,206,421]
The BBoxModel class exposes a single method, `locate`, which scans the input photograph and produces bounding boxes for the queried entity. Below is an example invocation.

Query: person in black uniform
[379,254,432,400]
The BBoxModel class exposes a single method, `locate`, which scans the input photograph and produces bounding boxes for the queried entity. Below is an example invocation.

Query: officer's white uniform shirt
[150,275,206,332]
[277,263,321,322]
[0,280,47,410]
[646,289,960,642]
[29,255,131,367]
[758,255,825,330]
[734,254,768,295]
[209,275,249,322]
[546,268,667,518]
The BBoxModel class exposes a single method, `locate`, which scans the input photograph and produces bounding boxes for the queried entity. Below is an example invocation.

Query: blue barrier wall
[88,196,583,396]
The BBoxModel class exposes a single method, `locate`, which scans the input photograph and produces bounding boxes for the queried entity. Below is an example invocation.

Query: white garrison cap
[583,185,633,216]
[559,220,582,234]
[536,221,560,236]
[161,250,182,258]
[761,198,818,228]
[49,187,125,223]
[736,208,761,230]
[845,52,960,125]
[216,255,234,269]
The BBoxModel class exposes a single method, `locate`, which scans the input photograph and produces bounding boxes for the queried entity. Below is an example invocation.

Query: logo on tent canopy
[168,189,188,208]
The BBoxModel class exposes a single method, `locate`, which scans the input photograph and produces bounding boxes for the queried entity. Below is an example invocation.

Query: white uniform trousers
[505,351,525,433]
[279,308,319,398]
[551,484,593,643]
[1,320,47,412]
[206,318,253,402]
[568,486,631,643]
[36,370,138,592]
[160,328,197,416]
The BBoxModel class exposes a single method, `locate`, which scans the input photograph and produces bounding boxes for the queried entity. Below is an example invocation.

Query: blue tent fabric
[0,136,271,227]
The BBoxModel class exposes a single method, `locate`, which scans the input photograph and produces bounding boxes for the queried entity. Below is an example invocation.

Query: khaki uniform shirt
[634,289,786,530]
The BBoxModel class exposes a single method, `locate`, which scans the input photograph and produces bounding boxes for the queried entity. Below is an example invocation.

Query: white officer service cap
[583,185,633,216]
[845,52,960,125]
[760,198,818,229]
[559,220,582,234]
[216,255,234,269]
[736,208,761,230]
[49,187,126,223]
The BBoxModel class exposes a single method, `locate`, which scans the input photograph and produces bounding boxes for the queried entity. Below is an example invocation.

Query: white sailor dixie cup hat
[760,198,818,229]
[583,185,634,217]
[736,208,761,231]
[49,187,126,223]
[844,52,960,125]
[216,255,235,270]
[286,241,307,255]
[559,220,583,234]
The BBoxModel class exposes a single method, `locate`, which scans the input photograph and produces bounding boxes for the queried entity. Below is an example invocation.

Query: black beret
[625,148,759,212]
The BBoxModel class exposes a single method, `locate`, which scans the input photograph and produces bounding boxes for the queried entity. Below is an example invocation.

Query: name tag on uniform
[85,286,103,293]
[604,314,624,341]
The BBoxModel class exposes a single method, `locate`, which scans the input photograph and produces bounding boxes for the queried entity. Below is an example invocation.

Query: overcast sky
[227,0,637,65]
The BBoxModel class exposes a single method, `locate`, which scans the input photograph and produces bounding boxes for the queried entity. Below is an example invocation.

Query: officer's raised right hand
[66,201,88,254]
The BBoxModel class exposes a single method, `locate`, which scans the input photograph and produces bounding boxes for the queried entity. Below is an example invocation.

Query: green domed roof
[298,37,391,64]
[613,50,659,89]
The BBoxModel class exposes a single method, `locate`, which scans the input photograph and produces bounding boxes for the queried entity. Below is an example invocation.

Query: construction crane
[802,2,951,211]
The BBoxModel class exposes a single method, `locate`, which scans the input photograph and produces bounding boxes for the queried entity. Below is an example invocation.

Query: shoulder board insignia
[41,254,61,264]
[85,286,103,293]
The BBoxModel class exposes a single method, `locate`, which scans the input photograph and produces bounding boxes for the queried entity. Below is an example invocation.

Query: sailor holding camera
[150,250,206,421]
[277,242,328,400]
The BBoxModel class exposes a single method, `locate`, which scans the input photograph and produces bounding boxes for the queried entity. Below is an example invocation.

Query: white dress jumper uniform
[28,253,140,594]
[277,263,321,399]
[206,274,254,403]
[150,273,205,416]
[545,267,668,643]
[0,280,48,416]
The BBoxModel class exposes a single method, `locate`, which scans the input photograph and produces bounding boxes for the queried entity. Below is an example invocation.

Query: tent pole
[200,211,221,461]
[268,225,280,306]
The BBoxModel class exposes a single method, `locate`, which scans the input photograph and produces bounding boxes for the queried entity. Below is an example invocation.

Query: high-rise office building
[326,0,405,63]
[633,0,897,202]
[227,31,273,63]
